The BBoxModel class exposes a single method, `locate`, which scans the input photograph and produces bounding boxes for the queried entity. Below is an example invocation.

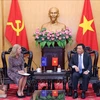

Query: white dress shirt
[72,53,84,69]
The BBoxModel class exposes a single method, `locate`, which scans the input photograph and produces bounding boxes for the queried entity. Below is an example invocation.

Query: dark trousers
[72,72,90,91]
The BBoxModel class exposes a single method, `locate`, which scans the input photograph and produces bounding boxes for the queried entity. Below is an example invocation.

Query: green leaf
[41,28,46,32]
[57,41,61,47]
[60,41,64,48]
[40,96,47,100]
[57,40,65,48]
[38,39,42,42]
[47,94,53,99]
[68,38,73,45]
[57,93,65,100]
[51,42,55,47]
[40,41,46,48]
[36,95,39,100]
[47,41,52,47]
[33,34,36,36]
[63,40,66,46]
[59,40,66,48]
[36,41,39,46]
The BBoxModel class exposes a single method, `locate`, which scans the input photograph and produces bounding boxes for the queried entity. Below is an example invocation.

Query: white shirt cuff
[87,70,90,73]
[72,65,76,68]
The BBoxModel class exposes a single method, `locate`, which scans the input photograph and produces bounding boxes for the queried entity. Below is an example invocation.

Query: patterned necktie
[78,54,82,73]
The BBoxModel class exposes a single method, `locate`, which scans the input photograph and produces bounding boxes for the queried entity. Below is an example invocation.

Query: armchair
[1,47,33,86]
[67,46,99,96]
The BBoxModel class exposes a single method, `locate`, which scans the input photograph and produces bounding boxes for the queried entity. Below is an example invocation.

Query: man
[69,44,92,99]
[41,7,66,32]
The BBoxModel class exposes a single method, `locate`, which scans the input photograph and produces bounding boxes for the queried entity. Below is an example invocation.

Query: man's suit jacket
[69,52,92,73]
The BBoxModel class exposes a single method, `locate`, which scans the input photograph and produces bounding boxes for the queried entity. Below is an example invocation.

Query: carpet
[0,84,100,100]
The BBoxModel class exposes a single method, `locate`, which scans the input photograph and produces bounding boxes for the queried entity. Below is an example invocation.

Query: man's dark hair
[77,43,86,51]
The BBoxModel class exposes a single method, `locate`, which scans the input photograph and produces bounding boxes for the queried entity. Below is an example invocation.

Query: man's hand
[83,71,89,75]
[74,66,79,72]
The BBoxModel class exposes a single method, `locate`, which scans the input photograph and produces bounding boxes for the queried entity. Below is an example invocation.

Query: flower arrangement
[36,93,64,100]
[34,90,65,100]
[33,28,73,48]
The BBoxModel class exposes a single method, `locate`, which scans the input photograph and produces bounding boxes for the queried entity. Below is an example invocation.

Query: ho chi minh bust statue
[41,7,66,32]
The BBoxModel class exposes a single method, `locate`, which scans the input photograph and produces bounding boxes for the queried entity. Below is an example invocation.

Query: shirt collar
[78,53,84,56]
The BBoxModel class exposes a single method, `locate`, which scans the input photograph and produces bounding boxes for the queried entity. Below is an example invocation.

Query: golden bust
[41,7,66,32]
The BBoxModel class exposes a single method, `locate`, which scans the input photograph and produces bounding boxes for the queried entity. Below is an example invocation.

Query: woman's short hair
[10,44,21,57]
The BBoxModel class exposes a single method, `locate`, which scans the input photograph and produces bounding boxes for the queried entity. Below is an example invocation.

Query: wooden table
[33,71,70,95]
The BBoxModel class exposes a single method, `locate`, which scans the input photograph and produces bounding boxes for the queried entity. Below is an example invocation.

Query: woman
[7,44,27,98]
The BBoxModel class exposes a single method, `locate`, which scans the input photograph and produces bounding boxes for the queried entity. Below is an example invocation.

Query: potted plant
[33,28,73,48]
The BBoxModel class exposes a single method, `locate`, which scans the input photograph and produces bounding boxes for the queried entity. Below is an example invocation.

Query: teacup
[36,67,41,72]
[57,68,61,72]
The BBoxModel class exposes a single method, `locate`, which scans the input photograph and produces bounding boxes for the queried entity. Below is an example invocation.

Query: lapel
[76,53,78,65]
[83,52,86,66]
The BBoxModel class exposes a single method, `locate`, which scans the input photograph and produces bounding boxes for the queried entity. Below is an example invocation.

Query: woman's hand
[18,70,24,74]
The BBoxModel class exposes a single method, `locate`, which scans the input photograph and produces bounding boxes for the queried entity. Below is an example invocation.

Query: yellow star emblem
[79,16,94,35]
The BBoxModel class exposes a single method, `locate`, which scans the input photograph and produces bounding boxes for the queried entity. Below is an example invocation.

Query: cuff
[87,70,90,73]
[72,65,76,68]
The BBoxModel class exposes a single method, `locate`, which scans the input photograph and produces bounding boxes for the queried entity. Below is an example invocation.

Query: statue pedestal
[41,47,65,70]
